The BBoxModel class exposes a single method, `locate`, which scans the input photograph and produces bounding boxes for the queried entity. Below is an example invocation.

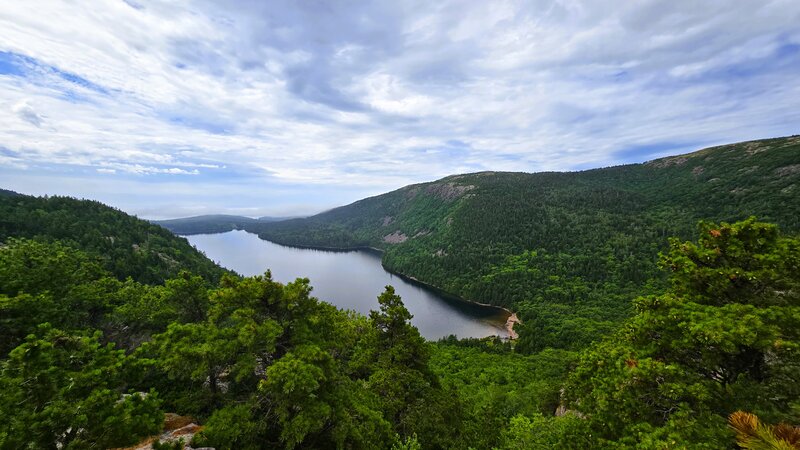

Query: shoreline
[259,235,521,340]
[255,238,385,256]
[183,229,521,340]
[505,313,521,340]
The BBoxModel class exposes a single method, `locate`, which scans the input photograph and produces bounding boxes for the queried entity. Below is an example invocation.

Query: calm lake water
[186,230,509,340]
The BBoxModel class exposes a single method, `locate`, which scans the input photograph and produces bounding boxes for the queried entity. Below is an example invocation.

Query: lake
[186,230,509,340]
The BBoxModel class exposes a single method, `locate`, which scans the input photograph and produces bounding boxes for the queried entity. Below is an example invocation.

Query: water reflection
[186,230,508,340]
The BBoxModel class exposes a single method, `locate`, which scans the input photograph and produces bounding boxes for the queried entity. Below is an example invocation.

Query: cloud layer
[1,0,799,218]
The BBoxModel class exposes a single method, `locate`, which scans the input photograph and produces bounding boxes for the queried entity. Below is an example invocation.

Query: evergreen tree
[566,218,800,448]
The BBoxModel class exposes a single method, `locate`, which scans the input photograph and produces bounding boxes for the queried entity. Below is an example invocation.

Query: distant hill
[0,193,228,284]
[0,189,20,197]
[259,215,304,221]
[153,214,259,235]
[249,135,800,352]
[154,214,296,235]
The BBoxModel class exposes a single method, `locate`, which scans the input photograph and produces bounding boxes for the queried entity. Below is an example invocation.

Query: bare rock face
[774,164,800,177]
[743,141,769,155]
[381,216,394,226]
[647,155,689,168]
[383,231,408,244]
[424,182,475,201]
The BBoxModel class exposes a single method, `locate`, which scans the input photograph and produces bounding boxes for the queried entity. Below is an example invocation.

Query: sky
[1,1,799,219]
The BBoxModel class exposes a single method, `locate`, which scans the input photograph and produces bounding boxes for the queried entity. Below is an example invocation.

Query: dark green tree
[566,218,800,448]
[0,325,162,449]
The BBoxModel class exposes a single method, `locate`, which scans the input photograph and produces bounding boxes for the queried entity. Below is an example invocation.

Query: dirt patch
[692,166,704,176]
[164,414,195,431]
[381,216,393,226]
[434,249,447,257]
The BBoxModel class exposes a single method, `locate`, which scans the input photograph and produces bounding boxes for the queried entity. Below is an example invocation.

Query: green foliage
[429,344,577,448]
[0,237,105,298]
[392,434,422,450]
[191,403,266,450]
[0,239,118,354]
[138,275,283,413]
[0,193,227,284]
[0,239,217,355]
[497,413,594,450]
[565,218,800,448]
[152,439,185,450]
[0,325,162,449]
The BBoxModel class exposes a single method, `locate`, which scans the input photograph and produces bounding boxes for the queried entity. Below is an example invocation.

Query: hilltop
[0,193,228,284]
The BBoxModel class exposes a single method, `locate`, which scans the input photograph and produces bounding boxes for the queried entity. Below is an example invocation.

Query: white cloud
[11,100,44,127]
[0,0,798,216]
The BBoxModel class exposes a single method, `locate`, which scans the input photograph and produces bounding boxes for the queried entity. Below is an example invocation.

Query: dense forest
[244,136,800,352]
[1,136,799,448]
[0,192,226,284]
[1,191,798,448]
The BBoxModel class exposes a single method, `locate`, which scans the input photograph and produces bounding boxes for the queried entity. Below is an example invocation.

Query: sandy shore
[505,313,521,340]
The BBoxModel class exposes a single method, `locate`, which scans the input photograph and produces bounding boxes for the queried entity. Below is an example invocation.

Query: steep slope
[250,135,800,351]
[0,193,227,284]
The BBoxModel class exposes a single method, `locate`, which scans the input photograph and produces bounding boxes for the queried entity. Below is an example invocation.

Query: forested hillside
[250,136,800,351]
[0,194,575,449]
[153,214,262,235]
[0,186,798,447]
[0,194,227,284]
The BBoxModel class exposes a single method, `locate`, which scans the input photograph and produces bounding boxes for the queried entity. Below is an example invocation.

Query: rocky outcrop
[117,414,211,450]
[647,155,689,168]
[383,231,408,244]
[505,313,520,340]
[775,164,800,177]
[425,182,475,201]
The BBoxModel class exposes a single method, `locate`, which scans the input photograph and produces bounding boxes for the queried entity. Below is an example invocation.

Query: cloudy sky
[1,1,799,219]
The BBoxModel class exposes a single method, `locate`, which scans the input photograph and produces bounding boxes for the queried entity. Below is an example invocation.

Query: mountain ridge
[153,214,295,235]
[244,135,800,351]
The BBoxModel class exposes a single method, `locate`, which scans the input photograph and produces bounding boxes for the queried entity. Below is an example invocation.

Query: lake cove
[187,230,510,340]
